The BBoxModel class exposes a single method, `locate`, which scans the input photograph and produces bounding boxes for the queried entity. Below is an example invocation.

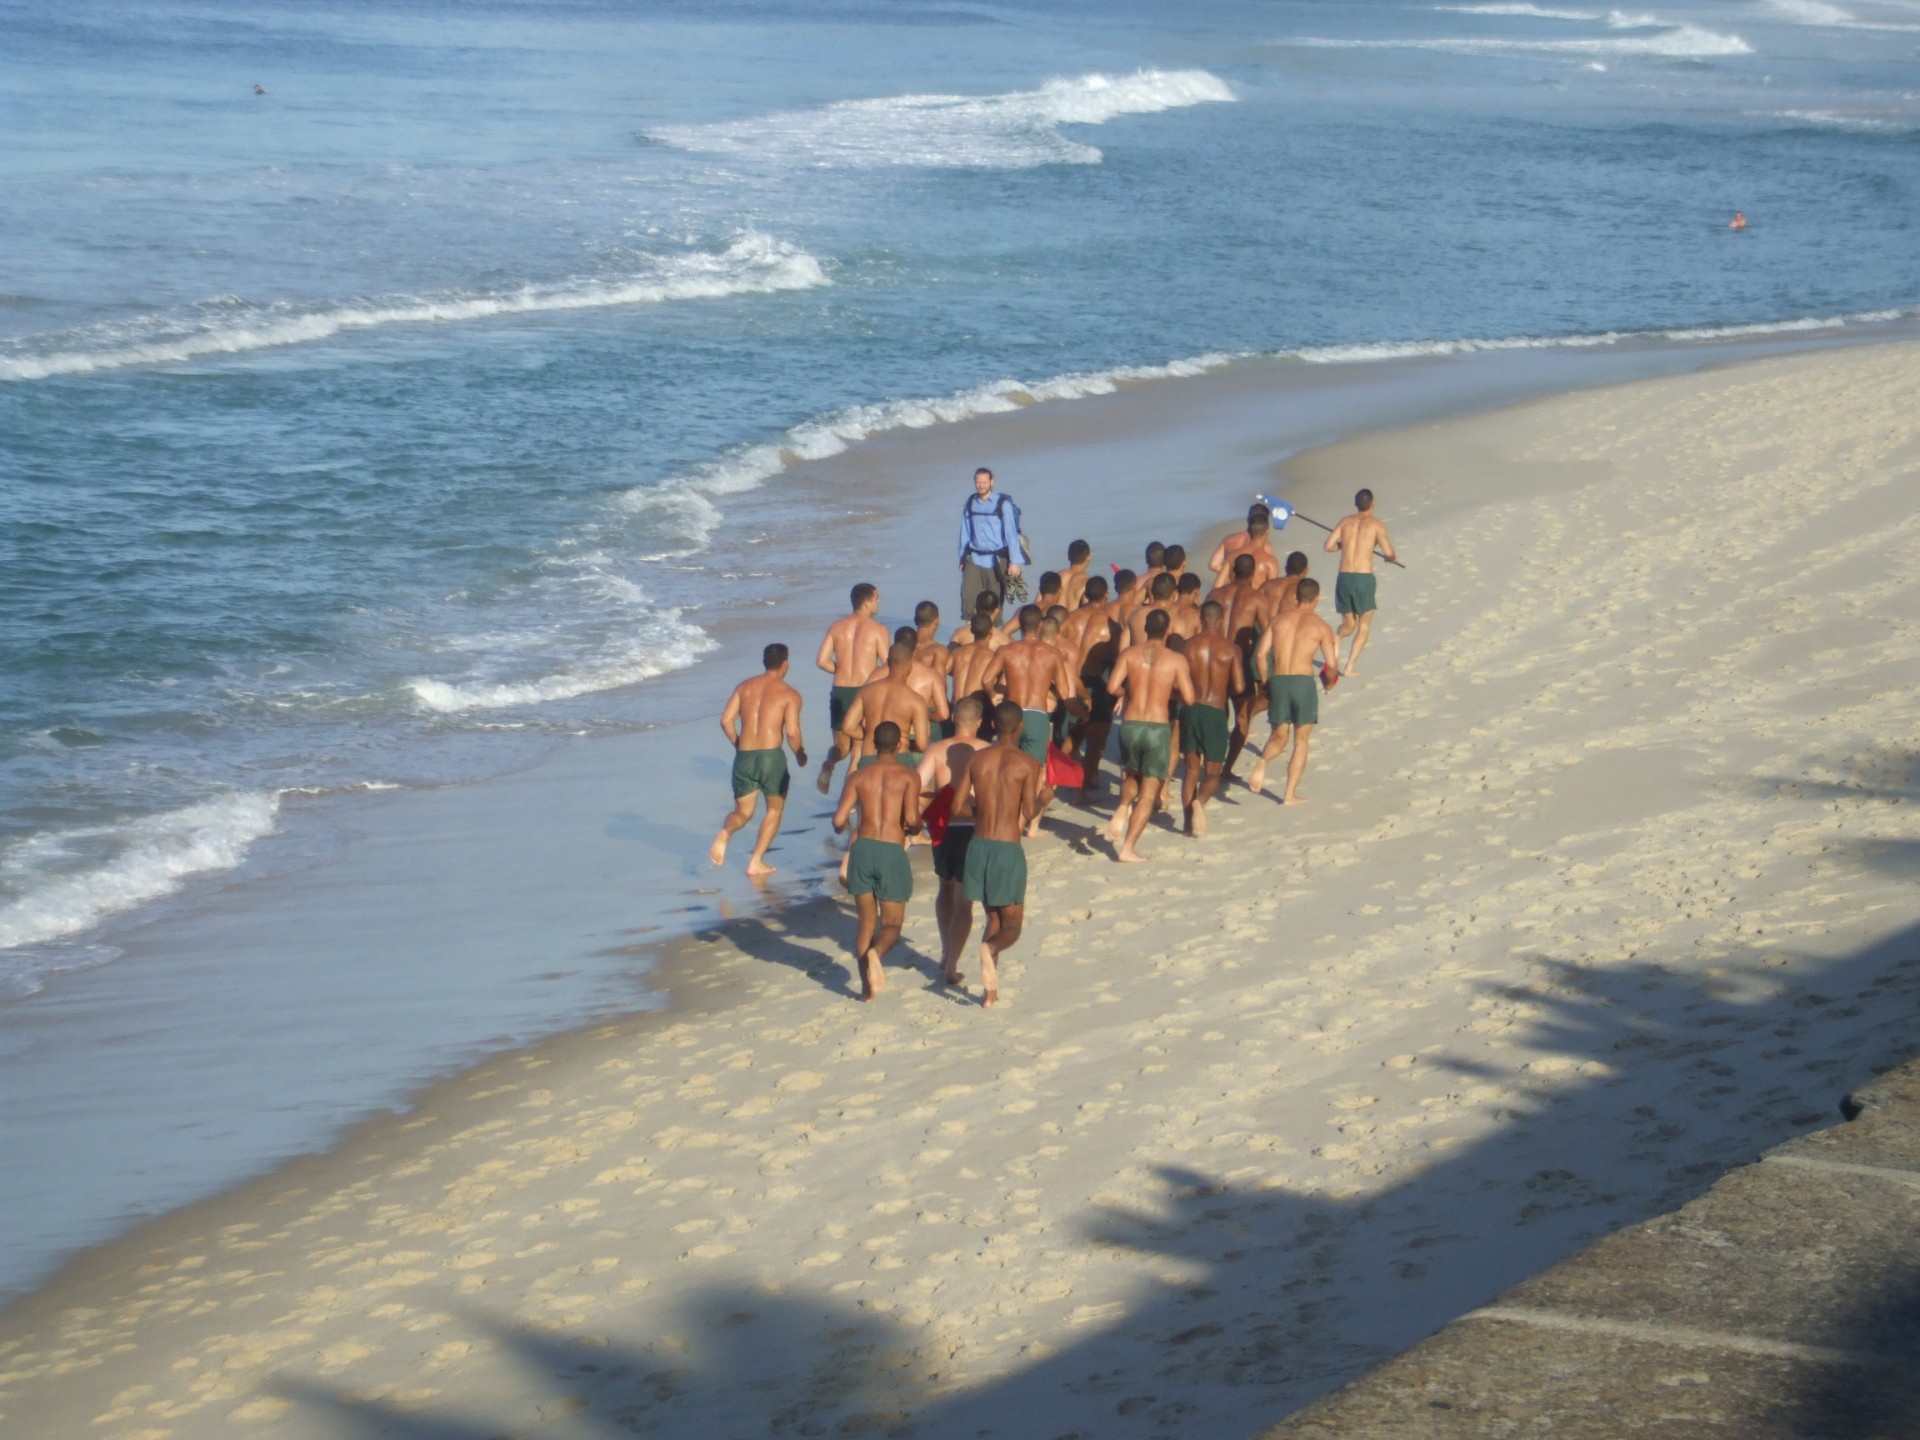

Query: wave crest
[648,69,1236,169]
[0,232,827,381]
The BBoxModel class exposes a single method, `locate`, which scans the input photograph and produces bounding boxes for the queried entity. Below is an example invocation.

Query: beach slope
[4,342,1920,1439]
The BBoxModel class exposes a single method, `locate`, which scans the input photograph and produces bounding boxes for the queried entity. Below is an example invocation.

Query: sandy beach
[6,339,1920,1439]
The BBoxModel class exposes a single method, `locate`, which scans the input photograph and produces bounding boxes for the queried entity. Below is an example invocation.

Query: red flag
[1047,743,1085,790]
[923,785,953,843]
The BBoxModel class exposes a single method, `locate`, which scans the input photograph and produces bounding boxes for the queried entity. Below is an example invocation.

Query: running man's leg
[854,893,881,999]
[1106,771,1140,845]
[978,902,1024,1008]
[744,794,785,875]
[1282,724,1315,805]
[1345,612,1375,674]
[1247,725,1291,795]
[867,899,906,990]
[710,792,759,866]
[1117,777,1163,863]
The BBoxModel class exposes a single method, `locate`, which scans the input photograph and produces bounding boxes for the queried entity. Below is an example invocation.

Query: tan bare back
[959,744,1046,843]
[1112,641,1195,724]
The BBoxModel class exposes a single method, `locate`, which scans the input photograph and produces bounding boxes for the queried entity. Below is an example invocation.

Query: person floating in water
[254,83,267,95]
[1729,211,1747,230]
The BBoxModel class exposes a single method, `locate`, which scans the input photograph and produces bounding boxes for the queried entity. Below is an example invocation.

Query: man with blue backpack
[958,467,1026,625]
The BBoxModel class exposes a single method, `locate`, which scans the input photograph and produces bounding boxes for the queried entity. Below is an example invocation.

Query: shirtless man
[951,700,1053,1007]
[710,644,808,874]
[1161,543,1190,589]
[1207,503,1281,590]
[832,720,923,1001]
[981,605,1081,833]
[1170,573,1204,639]
[840,640,932,769]
[1214,553,1265,776]
[950,614,1001,715]
[815,583,889,792]
[1180,602,1242,838]
[1120,573,1179,651]
[1060,539,1093,610]
[1248,578,1338,804]
[916,697,987,985]
[1107,607,1196,863]
[950,590,1005,649]
[1324,488,1397,676]
[1000,571,1062,637]
[881,622,951,737]
[1128,543,1167,616]
[912,601,954,728]
[1059,575,1118,795]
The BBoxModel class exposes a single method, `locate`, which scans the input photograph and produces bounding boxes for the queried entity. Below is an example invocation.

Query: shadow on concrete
[266,918,1920,1439]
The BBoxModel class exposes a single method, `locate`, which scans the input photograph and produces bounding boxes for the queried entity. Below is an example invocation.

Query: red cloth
[923,785,954,843]
[1047,743,1085,790]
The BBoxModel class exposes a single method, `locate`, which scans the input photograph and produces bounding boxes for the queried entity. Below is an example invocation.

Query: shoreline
[5,339,1920,1437]
[6,317,1920,1309]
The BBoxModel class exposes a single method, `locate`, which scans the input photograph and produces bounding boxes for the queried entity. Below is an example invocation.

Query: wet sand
[6,339,1920,1437]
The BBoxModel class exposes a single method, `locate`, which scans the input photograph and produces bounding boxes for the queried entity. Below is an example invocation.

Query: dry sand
[5,341,1920,1439]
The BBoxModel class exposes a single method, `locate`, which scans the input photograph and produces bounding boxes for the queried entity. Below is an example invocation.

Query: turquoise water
[2,0,1919,1297]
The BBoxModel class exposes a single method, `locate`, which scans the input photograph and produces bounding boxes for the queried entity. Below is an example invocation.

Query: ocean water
[2,0,1918,1279]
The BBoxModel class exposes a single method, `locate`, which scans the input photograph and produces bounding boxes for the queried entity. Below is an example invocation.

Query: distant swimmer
[1180,600,1244,837]
[814,583,889,792]
[832,720,923,1001]
[1247,578,1338,805]
[253,83,267,95]
[1107,606,1196,863]
[917,696,988,985]
[951,700,1054,1007]
[1730,211,1747,230]
[710,644,807,875]
[1324,488,1397,676]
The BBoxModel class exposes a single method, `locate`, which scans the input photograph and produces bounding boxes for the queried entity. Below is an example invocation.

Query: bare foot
[1246,763,1268,795]
[745,858,777,876]
[1192,805,1209,838]
[709,832,729,866]
[1116,846,1147,864]
[1181,807,1195,837]
[1105,804,1131,846]
[815,764,834,795]
[861,948,884,999]
[1281,792,1309,806]
[941,969,964,986]
[983,987,998,1007]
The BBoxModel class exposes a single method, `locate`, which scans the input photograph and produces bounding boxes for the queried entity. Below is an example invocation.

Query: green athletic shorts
[1334,572,1378,616]
[1267,674,1319,728]
[1119,719,1172,780]
[829,684,862,732]
[731,747,790,800]
[933,823,974,883]
[1182,703,1230,764]
[847,837,913,904]
[1018,708,1050,763]
[962,835,1027,909]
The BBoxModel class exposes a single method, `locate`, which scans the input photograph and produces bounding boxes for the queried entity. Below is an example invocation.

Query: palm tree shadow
[268,922,1920,1439]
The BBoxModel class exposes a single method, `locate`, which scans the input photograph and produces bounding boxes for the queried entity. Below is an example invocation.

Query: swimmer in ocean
[1729,211,1747,230]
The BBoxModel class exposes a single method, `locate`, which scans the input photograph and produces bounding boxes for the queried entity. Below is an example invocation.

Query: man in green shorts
[916,696,987,986]
[981,603,1081,836]
[711,644,808,876]
[832,720,923,1002]
[814,583,890,792]
[1248,577,1339,805]
[1107,607,1196,865]
[951,700,1053,1008]
[1324,487,1397,676]
[1180,600,1244,838]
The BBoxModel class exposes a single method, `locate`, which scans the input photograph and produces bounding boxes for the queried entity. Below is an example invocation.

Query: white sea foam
[1293,306,1913,365]
[1435,4,1602,18]
[615,352,1241,560]
[1771,108,1912,130]
[0,792,280,953]
[0,232,827,381]
[648,69,1235,169]
[1294,11,1752,56]
[1766,0,1920,28]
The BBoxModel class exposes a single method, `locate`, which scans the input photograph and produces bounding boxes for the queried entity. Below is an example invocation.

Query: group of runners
[709,482,1396,1007]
